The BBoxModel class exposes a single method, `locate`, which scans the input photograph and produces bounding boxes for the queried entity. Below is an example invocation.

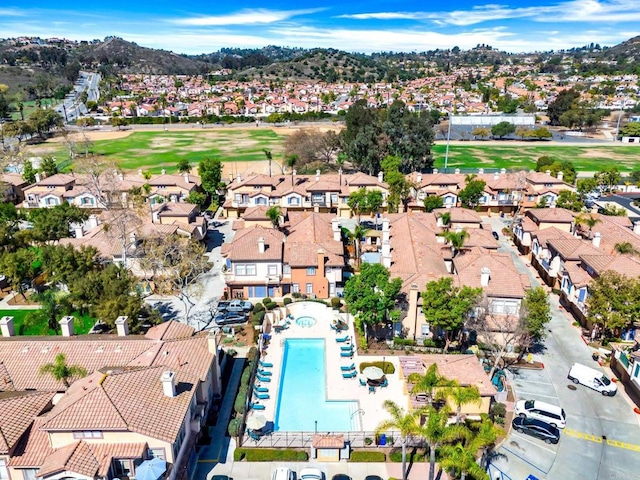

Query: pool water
[275,338,358,432]
[295,316,316,328]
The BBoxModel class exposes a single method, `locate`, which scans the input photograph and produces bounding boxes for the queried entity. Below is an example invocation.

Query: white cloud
[169,8,324,26]
[0,8,25,16]
[337,12,420,20]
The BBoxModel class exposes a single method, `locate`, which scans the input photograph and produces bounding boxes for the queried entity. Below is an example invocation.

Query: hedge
[233,448,308,462]
[283,297,293,305]
[389,450,426,462]
[330,297,341,310]
[228,418,241,437]
[349,451,386,462]
[253,303,264,313]
[251,311,265,326]
[393,338,416,347]
[359,361,395,375]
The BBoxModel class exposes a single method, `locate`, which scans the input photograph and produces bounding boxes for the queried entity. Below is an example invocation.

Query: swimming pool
[295,316,316,328]
[274,338,359,432]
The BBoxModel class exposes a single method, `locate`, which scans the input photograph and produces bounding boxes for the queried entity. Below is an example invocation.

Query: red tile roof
[0,391,54,453]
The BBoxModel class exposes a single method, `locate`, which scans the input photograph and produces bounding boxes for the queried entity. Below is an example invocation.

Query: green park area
[0,309,94,336]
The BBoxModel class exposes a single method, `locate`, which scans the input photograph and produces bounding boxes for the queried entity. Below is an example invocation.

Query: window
[292,283,299,293]
[421,324,430,336]
[288,197,300,206]
[114,459,133,477]
[148,448,167,461]
[21,469,37,480]
[306,267,316,276]
[256,197,267,205]
[283,264,291,274]
[73,431,103,439]
[268,264,278,276]
[306,283,313,294]
[0,459,8,480]
[235,264,246,276]
[491,299,519,315]
[235,264,256,276]
[330,194,338,204]
[246,264,256,276]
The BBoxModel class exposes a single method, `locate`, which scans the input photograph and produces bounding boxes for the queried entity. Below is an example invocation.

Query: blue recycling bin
[379,434,387,446]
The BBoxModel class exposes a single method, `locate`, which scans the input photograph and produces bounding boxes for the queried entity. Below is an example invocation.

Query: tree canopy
[458,175,486,209]
[587,271,640,334]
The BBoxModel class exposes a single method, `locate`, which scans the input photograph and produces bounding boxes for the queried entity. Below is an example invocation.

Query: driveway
[484,216,640,480]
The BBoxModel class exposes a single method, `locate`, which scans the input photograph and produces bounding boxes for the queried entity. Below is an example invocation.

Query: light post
[444,113,452,173]
[314,420,318,433]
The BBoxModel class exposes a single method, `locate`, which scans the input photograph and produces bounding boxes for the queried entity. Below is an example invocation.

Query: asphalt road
[485,217,640,480]
[601,194,640,220]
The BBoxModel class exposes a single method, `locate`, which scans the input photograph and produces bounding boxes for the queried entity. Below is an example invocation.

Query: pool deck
[249,302,410,432]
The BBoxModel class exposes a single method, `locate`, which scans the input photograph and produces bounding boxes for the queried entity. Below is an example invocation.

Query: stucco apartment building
[0,318,221,480]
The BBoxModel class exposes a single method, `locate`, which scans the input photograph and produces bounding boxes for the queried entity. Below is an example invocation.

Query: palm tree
[575,214,601,239]
[342,224,369,265]
[470,417,504,471]
[447,382,482,424]
[408,363,455,406]
[418,406,470,480]
[266,206,281,229]
[439,442,489,480]
[263,149,273,177]
[438,212,451,230]
[440,229,470,257]
[375,401,422,480]
[285,154,298,187]
[39,353,87,388]
[614,242,637,255]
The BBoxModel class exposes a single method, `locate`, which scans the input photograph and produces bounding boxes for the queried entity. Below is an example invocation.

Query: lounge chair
[249,402,265,411]
[330,323,340,332]
[359,377,367,387]
[259,360,273,368]
[342,371,357,379]
[368,385,376,394]
[335,335,350,343]
[340,345,354,351]
[256,375,271,383]
[340,351,353,358]
[257,369,272,376]
[248,430,261,441]
[253,385,269,393]
[341,363,355,371]
[380,378,388,388]
[254,392,270,400]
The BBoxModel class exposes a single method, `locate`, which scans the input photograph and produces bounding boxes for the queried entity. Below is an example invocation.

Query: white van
[271,467,294,480]
[515,400,566,428]
[568,363,617,396]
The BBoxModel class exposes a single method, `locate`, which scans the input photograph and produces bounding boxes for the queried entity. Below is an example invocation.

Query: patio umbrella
[135,457,167,480]
[246,414,268,430]
[362,366,385,380]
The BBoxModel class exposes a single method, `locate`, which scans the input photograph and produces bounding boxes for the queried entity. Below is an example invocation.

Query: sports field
[29,127,640,176]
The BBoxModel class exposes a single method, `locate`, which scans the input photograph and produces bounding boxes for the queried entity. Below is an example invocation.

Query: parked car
[331,475,351,480]
[515,399,566,428]
[512,417,560,444]
[300,468,324,480]
[492,231,500,240]
[226,299,253,312]
[568,362,617,396]
[216,301,230,312]
[271,467,294,480]
[88,321,110,334]
[214,312,248,326]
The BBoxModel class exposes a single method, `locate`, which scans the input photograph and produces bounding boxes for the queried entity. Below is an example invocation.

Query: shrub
[359,361,395,375]
[491,402,507,422]
[247,346,258,363]
[262,297,272,305]
[253,303,264,313]
[331,297,341,310]
[423,338,438,348]
[364,437,373,446]
[292,292,302,299]
[389,449,426,462]
[393,338,416,347]
[228,418,241,437]
[234,390,247,415]
[265,301,278,310]
[233,448,308,461]
[226,348,237,357]
[350,451,386,462]
[241,365,252,385]
[283,297,293,305]
[252,310,266,325]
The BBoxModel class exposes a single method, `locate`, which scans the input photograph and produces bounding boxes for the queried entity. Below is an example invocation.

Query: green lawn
[0,309,95,336]
[431,143,640,172]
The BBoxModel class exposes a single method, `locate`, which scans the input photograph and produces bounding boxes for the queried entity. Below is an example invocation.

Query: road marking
[512,433,558,454]
[513,379,554,385]
[501,445,549,474]
[513,390,559,399]
[563,429,640,450]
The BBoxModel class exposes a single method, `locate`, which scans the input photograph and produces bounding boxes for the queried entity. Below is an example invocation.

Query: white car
[300,468,324,480]
[271,467,294,480]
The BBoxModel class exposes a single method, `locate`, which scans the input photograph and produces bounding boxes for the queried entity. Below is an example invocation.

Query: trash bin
[379,434,387,446]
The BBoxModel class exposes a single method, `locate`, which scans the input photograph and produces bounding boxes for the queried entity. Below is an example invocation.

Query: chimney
[382,255,392,268]
[382,218,390,232]
[118,172,124,181]
[545,169,551,176]
[433,168,438,174]
[35,173,41,183]
[454,168,461,175]
[160,371,176,398]
[183,172,190,184]
[592,232,601,249]
[493,172,500,180]
[87,215,99,230]
[480,268,491,287]
[161,169,166,175]
[478,168,484,175]
[258,236,265,254]
[115,316,129,336]
[293,169,297,177]
[0,316,15,337]
[74,226,84,238]
[207,330,218,354]
[315,169,320,182]
[331,218,341,241]
[557,171,564,181]
[416,172,423,183]
[317,248,325,270]
[236,174,242,183]
[500,168,506,175]
[338,167,343,185]
[138,169,143,177]
[382,240,391,257]
[59,316,74,337]
[634,221,640,235]
[378,171,384,183]
[129,232,137,246]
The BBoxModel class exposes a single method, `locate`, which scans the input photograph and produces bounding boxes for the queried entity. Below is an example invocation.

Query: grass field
[431,143,640,172]
[0,309,95,336]
[31,128,640,174]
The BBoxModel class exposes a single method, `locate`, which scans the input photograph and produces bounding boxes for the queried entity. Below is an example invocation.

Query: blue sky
[1,0,639,54]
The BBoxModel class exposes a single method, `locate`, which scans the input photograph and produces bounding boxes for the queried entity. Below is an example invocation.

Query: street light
[314,420,318,433]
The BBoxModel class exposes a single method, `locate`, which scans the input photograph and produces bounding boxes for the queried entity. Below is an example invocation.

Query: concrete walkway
[193,356,246,479]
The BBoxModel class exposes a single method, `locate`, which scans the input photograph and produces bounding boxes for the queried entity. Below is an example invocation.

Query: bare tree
[140,234,210,322]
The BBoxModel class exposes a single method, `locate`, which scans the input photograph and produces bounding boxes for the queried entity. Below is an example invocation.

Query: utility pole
[444,113,453,173]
